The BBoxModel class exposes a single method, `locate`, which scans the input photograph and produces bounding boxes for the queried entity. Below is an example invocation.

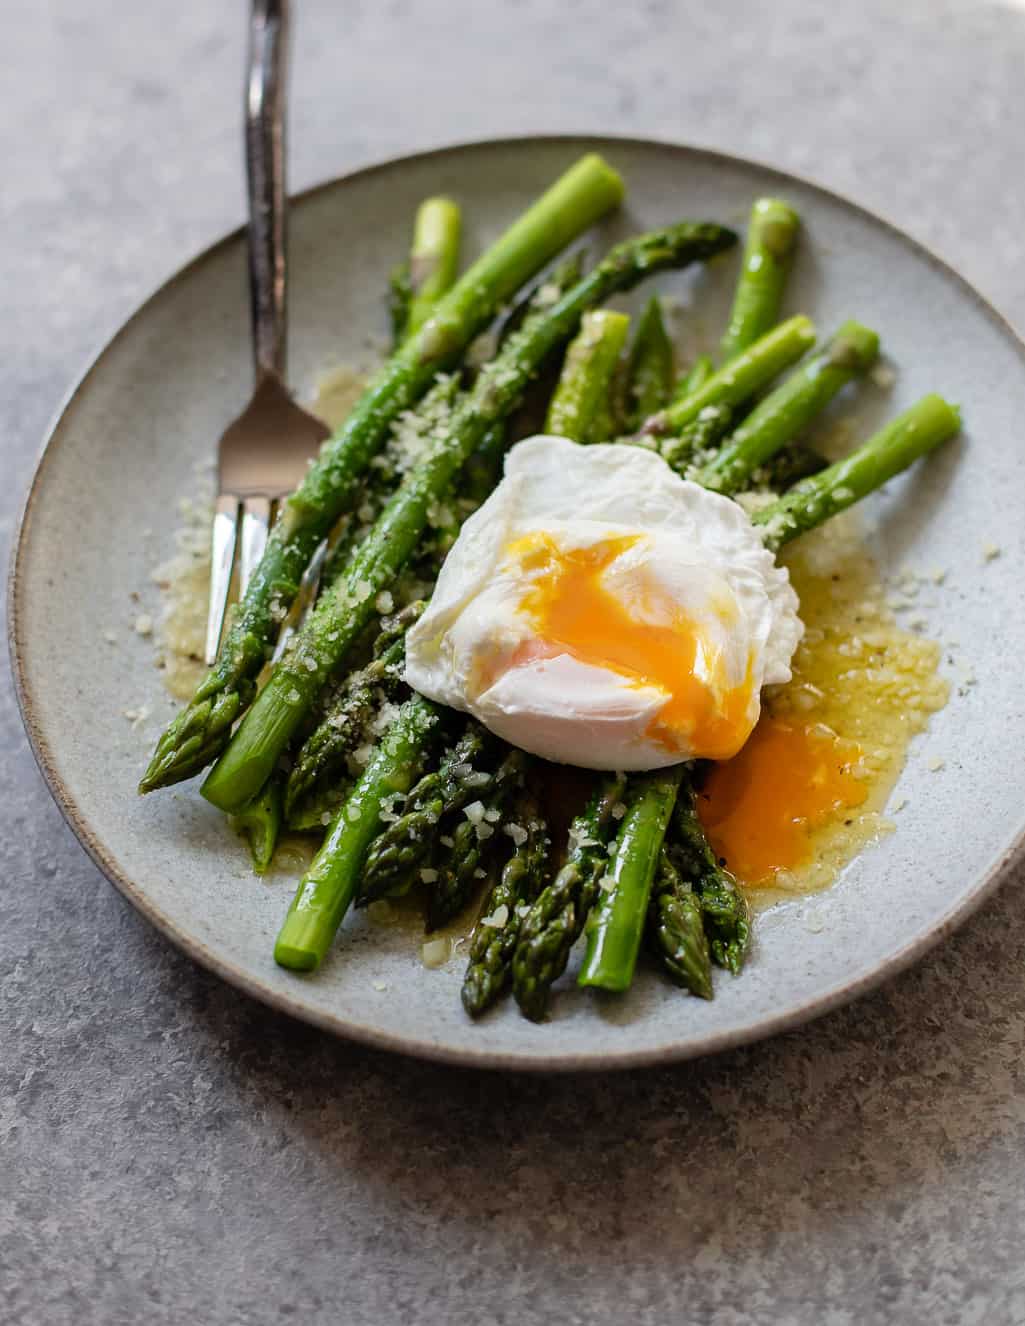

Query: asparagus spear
[657,402,733,475]
[753,394,961,551]
[274,695,442,971]
[671,353,713,402]
[545,309,631,442]
[201,220,737,813]
[140,153,626,793]
[461,787,550,1017]
[388,262,413,347]
[646,846,713,998]
[360,722,496,903]
[426,748,528,930]
[231,777,283,876]
[720,198,801,362]
[696,321,879,495]
[641,315,817,439]
[511,774,627,1021]
[283,625,412,828]
[666,775,750,973]
[624,296,674,428]
[578,766,682,992]
[404,197,462,339]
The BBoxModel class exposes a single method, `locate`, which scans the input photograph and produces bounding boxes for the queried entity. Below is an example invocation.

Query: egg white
[404,435,802,770]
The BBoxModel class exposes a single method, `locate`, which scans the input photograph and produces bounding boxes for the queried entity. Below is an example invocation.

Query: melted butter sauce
[509,531,756,759]
[705,510,949,908]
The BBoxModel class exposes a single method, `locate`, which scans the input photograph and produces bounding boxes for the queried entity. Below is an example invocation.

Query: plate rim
[9,131,1025,1072]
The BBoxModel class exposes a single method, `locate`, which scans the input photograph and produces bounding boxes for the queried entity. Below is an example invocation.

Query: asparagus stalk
[140,153,626,793]
[231,777,283,876]
[461,786,550,1017]
[545,309,631,442]
[425,748,528,931]
[201,220,737,813]
[360,722,496,902]
[283,623,414,828]
[511,774,627,1021]
[720,198,801,362]
[624,296,674,428]
[646,847,713,998]
[404,197,462,339]
[642,315,817,439]
[696,321,879,495]
[274,696,442,971]
[657,402,733,475]
[388,262,413,347]
[666,775,750,972]
[578,766,682,992]
[753,394,961,551]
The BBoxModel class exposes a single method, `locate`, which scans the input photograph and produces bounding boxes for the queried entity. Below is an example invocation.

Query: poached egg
[404,435,802,770]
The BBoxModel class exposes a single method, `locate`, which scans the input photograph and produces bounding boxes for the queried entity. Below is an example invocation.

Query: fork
[205,0,329,665]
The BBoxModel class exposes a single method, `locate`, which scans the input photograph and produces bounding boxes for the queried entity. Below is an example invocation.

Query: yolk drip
[508,532,756,759]
[697,716,868,886]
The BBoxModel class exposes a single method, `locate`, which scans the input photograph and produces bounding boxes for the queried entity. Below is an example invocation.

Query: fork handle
[245,0,289,380]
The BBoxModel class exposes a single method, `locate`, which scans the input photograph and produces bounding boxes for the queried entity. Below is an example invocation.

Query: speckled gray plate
[10,136,1025,1070]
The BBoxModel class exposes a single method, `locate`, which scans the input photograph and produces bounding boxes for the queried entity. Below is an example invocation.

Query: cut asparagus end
[404,197,462,338]
[721,197,801,362]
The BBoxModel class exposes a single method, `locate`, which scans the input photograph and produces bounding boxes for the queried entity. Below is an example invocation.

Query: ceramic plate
[10,136,1025,1070]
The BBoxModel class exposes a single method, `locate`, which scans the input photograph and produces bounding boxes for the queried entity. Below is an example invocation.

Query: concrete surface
[3,2,1025,1322]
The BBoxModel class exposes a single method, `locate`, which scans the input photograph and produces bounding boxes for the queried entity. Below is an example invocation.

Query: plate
[10,136,1025,1070]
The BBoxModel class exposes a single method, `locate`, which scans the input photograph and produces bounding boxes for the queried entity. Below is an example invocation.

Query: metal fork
[205,0,329,665]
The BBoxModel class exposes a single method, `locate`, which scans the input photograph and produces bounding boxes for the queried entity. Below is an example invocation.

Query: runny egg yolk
[697,716,868,886]
[506,532,757,760]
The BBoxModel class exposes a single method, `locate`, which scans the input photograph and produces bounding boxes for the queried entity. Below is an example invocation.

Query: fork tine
[239,495,273,598]
[205,494,241,666]
[269,535,327,663]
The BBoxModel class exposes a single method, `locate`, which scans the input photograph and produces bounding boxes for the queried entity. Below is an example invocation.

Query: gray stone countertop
[3,2,1025,1322]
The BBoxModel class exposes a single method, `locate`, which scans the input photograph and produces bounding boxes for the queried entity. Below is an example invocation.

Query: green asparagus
[646,847,713,999]
[720,198,801,361]
[231,777,283,876]
[461,787,550,1017]
[388,262,413,347]
[511,774,627,1020]
[426,748,527,931]
[201,220,737,813]
[657,402,733,475]
[283,628,410,828]
[666,774,751,973]
[754,394,961,551]
[274,695,442,971]
[360,722,496,902]
[545,309,631,442]
[404,197,462,339]
[578,766,683,992]
[641,315,816,439]
[696,321,879,495]
[624,296,674,428]
[140,153,626,793]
